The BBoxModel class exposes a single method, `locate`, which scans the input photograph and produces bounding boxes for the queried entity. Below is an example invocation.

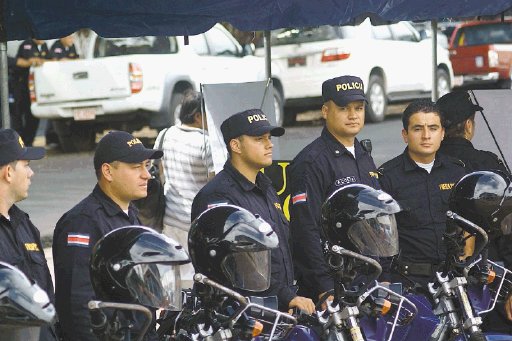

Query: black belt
[394,260,442,277]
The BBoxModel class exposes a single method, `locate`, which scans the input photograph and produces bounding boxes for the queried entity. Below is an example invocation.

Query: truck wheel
[273,90,285,126]
[366,74,387,123]
[54,120,96,153]
[437,68,451,98]
[169,89,192,126]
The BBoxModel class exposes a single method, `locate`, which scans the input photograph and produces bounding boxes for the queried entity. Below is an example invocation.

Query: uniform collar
[320,127,362,158]
[223,160,271,192]
[441,136,474,148]
[402,147,444,172]
[92,184,138,218]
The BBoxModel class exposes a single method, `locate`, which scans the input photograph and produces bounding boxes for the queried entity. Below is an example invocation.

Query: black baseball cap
[0,129,45,166]
[437,91,483,128]
[322,75,367,106]
[94,131,163,170]
[220,109,285,145]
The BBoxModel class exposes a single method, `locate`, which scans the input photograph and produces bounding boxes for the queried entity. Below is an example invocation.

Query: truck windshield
[453,23,512,47]
[270,26,344,46]
[94,36,178,57]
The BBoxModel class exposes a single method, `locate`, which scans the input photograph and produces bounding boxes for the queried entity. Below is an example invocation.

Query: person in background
[53,131,162,341]
[0,128,57,340]
[154,89,214,284]
[13,39,50,146]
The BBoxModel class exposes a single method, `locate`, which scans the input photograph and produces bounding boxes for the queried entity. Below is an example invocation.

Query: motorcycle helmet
[0,261,56,326]
[449,170,512,235]
[90,226,190,310]
[188,204,279,292]
[321,184,401,257]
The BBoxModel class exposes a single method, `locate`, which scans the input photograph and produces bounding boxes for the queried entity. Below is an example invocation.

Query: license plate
[287,56,306,67]
[72,106,99,121]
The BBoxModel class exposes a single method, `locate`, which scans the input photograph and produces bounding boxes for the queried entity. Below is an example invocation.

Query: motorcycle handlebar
[87,300,153,341]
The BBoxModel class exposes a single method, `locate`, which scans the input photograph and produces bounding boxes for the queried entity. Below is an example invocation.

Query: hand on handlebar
[505,293,512,321]
[289,296,315,315]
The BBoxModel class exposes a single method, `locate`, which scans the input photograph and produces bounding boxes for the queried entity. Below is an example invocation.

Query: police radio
[360,139,372,155]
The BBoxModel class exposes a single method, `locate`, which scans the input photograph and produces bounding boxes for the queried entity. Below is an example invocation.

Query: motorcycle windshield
[125,263,182,310]
[222,250,271,292]
[348,214,399,257]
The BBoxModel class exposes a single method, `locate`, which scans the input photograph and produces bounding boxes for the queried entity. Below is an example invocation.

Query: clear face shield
[125,263,182,310]
[221,250,272,292]
[348,214,399,257]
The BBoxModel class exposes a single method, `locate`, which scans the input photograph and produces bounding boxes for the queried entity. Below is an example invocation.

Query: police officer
[288,75,380,302]
[438,92,512,333]
[0,128,57,340]
[13,39,50,146]
[378,99,466,287]
[191,109,315,314]
[437,91,507,173]
[50,35,79,60]
[52,131,162,341]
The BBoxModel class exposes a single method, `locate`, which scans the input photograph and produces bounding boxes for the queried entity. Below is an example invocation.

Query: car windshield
[270,26,344,45]
[94,36,178,57]
[453,23,512,47]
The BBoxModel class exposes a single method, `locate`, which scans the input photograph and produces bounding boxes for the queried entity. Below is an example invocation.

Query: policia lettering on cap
[288,75,381,302]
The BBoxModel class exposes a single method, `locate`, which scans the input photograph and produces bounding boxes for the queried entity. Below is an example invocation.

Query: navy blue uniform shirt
[288,127,380,299]
[14,39,50,83]
[0,205,57,341]
[50,40,79,60]
[191,160,296,311]
[378,150,466,265]
[53,185,155,341]
[439,137,507,174]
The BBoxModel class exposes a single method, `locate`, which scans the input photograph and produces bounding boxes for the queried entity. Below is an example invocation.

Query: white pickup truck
[30,25,284,152]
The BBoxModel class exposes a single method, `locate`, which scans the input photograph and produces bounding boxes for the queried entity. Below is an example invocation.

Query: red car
[449,20,512,88]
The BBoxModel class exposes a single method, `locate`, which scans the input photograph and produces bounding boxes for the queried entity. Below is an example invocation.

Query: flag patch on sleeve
[67,233,90,247]
[292,193,307,205]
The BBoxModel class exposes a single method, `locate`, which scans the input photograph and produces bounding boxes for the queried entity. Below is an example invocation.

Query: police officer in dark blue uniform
[437,91,507,174]
[13,39,50,146]
[191,109,315,314]
[0,128,57,341]
[52,131,163,341]
[378,99,466,288]
[50,35,79,60]
[288,75,380,302]
[438,92,512,333]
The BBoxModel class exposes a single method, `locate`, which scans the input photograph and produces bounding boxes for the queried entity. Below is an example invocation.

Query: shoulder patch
[67,233,90,247]
[291,192,307,205]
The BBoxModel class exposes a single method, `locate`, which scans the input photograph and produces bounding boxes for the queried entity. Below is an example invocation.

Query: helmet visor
[348,214,399,257]
[125,263,182,310]
[221,250,271,292]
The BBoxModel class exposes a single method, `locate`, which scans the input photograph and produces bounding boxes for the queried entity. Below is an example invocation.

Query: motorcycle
[387,211,512,341]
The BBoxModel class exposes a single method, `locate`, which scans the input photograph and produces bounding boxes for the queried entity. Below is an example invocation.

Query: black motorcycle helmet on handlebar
[449,170,512,236]
[0,261,56,341]
[321,184,401,258]
[188,204,279,292]
[90,226,190,311]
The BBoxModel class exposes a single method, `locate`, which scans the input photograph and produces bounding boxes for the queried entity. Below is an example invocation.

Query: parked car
[449,20,512,89]
[30,24,284,152]
[256,19,454,124]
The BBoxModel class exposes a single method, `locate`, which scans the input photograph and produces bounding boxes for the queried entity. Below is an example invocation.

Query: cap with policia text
[437,91,483,128]
[220,109,285,145]
[322,75,367,107]
[0,129,45,166]
[94,131,163,170]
